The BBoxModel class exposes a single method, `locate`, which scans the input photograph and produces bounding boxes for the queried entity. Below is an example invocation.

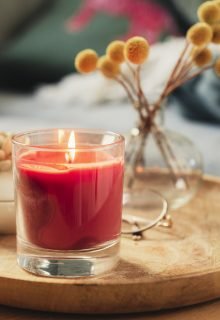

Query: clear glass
[12,128,125,277]
[125,128,202,210]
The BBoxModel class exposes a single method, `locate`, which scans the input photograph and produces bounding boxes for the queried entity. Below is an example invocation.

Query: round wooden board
[1,175,220,314]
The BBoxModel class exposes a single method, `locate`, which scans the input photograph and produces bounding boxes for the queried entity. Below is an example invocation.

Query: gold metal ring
[122,189,170,239]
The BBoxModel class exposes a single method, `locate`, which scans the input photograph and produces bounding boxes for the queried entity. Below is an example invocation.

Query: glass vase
[124,127,203,210]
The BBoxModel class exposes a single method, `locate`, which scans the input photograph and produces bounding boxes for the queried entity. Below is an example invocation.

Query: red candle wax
[17,150,124,250]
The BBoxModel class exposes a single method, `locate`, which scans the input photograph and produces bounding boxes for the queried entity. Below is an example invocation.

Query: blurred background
[0,0,219,174]
[0,0,200,90]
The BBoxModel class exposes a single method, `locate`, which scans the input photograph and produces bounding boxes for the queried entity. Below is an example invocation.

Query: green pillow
[0,0,128,90]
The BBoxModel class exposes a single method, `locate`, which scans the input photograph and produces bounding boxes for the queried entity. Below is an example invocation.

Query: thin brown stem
[152,124,189,188]
[174,60,194,83]
[126,130,149,189]
[125,68,152,188]
[114,76,146,123]
[126,61,136,77]
[174,45,213,84]
[114,76,136,105]
[152,42,190,114]
[166,64,213,95]
[167,41,190,85]
[152,128,178,184]
[120,73,137,96]
[135,65,151,115]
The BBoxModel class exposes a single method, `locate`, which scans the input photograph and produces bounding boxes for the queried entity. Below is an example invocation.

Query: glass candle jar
[12,129,124,277]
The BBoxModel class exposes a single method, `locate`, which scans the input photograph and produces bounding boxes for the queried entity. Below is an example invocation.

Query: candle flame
[65,131,76,163]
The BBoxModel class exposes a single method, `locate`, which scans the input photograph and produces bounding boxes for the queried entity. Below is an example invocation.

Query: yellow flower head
[97,55,120,78]
[214,57,220,76]
[214,0,220,7]
[75,49,98,74]
[124,36,150,64]
[191,47,212,67]
[212,24,220,43]
[106,40,125,64]
[187,22,213,46]
[198,1,220,24]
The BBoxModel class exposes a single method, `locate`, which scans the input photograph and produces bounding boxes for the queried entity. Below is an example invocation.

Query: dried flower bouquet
[74,0,220,190]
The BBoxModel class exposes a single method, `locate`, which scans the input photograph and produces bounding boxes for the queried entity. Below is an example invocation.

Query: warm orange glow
[58,129,65,144]
[65,131,76,163]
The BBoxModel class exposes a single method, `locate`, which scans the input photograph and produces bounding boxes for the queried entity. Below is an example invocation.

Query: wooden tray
[1,175,220,314]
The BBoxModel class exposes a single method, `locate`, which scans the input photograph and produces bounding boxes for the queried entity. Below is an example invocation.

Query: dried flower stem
[117,42,212,190]
[115,76,147,126]
[135,65,151,112]
[152,42,190,114]
[115,76,136,105]
[126,131,149,188]
[120,74,137,96]
[167,42,190,86]
[151,126,181,184]
[123,52,195,188]
[167,64,213,95]
[152,124,189,188]
[174,60,194,83]
[121,67,187,188]
[126,61,136,78]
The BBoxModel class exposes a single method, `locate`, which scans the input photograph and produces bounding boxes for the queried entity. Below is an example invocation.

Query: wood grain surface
[1,176,220,314]
[1,299,220,320]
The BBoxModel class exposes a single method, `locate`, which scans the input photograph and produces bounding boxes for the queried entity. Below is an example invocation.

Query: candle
[18,148,123,250]
[13,129,124,277]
